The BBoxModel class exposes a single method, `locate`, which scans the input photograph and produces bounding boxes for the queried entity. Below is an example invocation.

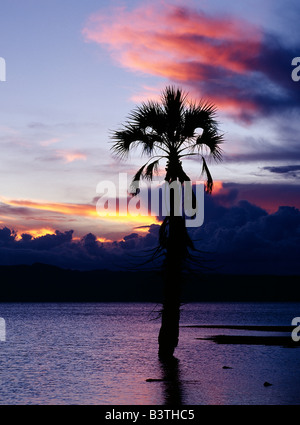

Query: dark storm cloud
[21,230,74,249]
[189,191,300,275]
[263,165,300,177]
[245,33,300,112]
[191,32,300,122]
[0,224,160,271]
[0,227,16,244]
[0,186,299,274]
[223,150,300,164]
[220,182,300,211]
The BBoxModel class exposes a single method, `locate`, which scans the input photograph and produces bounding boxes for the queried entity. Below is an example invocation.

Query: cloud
[263,165,300,178]
[0,196,160,242]
[0,224,160,271]
[216,182,300,212]
[54,149,87,163]
[188,191,300,275]
[82,2,300,175]
[82,2,299,122]
[0,185,299,274]
[0,227,17,244]
[20,229,74,250]
[83,4,261,73]
[0,197,98,218]
[40,137,61,147]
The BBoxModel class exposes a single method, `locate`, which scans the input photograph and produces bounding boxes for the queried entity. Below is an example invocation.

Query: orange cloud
[2,198,97,217]
[0,197,159,229]
[15,228,57,240]
[210,180,224,195]
[96,237,113,243]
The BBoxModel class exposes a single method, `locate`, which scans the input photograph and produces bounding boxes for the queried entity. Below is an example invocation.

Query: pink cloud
[40,137,61,147]
[82,3,263,116]
[129,85,163,103]
[55,149,87,163]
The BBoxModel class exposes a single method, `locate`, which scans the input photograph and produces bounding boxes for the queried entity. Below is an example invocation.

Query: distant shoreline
[0,263,299,303]
[196,335,300,348]
[188,325,300,348]
[181,325,294,331]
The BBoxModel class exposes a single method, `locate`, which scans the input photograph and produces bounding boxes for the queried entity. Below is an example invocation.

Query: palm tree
[111,86,223,359]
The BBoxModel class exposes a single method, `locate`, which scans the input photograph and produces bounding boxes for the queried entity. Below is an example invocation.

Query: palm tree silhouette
[112,86,223,359]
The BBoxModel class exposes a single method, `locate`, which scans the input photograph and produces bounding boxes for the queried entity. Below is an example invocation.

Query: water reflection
[159,357,183,405]
[1,303,300,405]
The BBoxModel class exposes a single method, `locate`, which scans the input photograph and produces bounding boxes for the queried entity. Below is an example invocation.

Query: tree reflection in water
[159,357,183,405]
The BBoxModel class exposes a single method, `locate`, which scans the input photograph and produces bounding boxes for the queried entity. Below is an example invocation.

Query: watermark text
[96,173,204,228]
[0,57,6,82]
[292,317,300,342]
[0,317,6,342]
[292,57,300,82]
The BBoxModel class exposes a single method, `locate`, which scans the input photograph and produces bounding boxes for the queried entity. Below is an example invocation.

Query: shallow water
[0,302,299,405]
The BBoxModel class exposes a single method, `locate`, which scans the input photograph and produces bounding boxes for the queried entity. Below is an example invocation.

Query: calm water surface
[0,302,299,405]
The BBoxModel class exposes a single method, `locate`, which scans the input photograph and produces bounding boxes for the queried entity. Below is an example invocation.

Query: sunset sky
[0,0,299,273]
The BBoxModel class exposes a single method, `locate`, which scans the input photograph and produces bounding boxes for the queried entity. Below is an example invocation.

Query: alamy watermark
[291,57,300,82]
[96,173,204,227]
[0,317,6,342]
[0,57,6,82]
[292,317,300,342]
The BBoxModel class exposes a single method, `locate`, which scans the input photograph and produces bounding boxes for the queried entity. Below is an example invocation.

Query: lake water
[0,302,299,405]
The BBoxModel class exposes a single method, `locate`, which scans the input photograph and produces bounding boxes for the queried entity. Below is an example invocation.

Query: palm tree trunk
[158,212,185,359]
[158,249,181,358]
[158,160,192,359]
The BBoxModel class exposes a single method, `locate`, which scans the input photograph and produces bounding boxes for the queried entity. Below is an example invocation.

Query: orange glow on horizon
[0,196,160,228]
[211,180,224,194]
[133,226,151,234]
[96,237,113,243]
[1,197,98,217]
[15,228,56,240]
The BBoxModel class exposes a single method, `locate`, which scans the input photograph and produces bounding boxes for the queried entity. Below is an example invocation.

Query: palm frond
[129,101,166,135]
[111,101,169,158]
[162,86,187,114]
[196,128,224,162]
[130,162,148,196]
[111,126,157,158]
[182,101,217,139]
[111,85,223,199]
[130,157,162,195]
[201,156,214,194]
[144,159,160,181]
[111,131,136,159]
[161,86,187,143]
[177,165,190,184]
